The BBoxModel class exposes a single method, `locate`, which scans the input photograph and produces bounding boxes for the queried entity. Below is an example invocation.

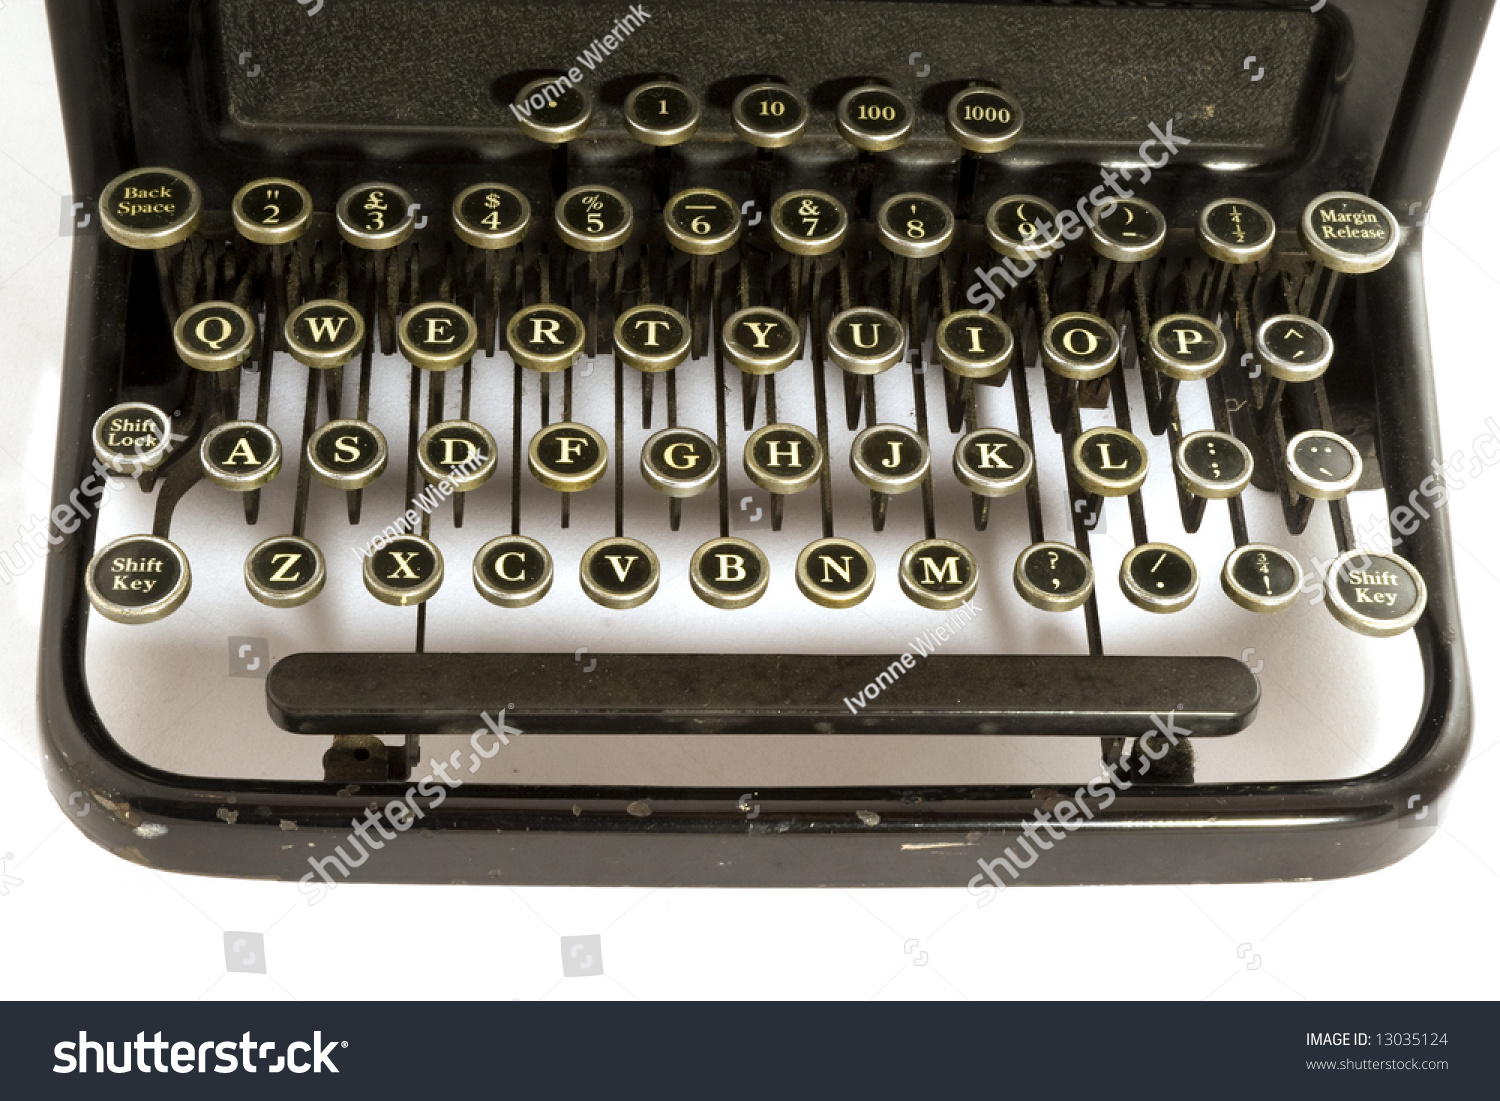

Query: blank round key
[232,177,312,246]
[615,304,691,373]
[1175,430,1253,499]
[1121,543,1199,614]
[624,81,701,146]
[1197,198,1275,265]
[507,304,585,373]
[86,534,191,624]
[1072,426,1149,496]
[1089,197,1167,263]
[474,535,553,608]
[953,428,1032,497]
[722,306,800,375]
[1324,550,1427,637]
[691,537,770,610]
[306,419,387,490]
[200,420,281,491]
[851,423,929,494]
[946,86,1024,154]
[936,311,1013,380]
[1148,315,1227,382]
[641,427,720,497]
[529,422,607,492]
[732,83,809,149]
[513,77,593,143]
[244,535,325,608]
[745,423,823,495]
[877,193,955,259]
[900,538,978,611]
[451,183,531,250]
[796,537,875,609]
[663,187,741,256]
[770,190,849,256]
[1042,313,1120,381]
[555,184,633,252]
[986,195,1063,261]
[99,166,201,249]
[336,182,416,249]
[827,307,905,376]
[365,535,443,607]
[836,85,914,153]
[399,302,478,372]
[1222,543,1303,615]
[93,401,173,473]
[1299,192,1400,274]
[1256,315,1333,384]
[1285,429,1362,500]
[581,537,660,610]
[284,299,365,369]
[417,420,497,490]
[174,300,256,372]
[1014,542,1094,613]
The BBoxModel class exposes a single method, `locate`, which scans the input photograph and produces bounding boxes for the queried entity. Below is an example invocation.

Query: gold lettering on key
[386,552,420,580]
[714,555,747,582]
[268,553,304,583]
[194,315,233,349]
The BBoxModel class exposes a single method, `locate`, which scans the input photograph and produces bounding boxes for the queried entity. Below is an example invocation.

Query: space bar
[266,653,1259,738]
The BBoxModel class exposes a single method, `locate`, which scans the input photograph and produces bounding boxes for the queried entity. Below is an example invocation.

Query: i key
[936,309,1013,433]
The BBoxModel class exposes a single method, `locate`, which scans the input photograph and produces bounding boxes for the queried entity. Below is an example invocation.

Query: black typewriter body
[39,0,1488,885]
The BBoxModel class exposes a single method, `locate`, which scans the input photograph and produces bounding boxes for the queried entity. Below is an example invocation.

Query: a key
[836,84,914,153]
[1120,543,1198,614]
[615,304,691,373]
[364,535,444,607]
[473,535,554,608]
[232,177,313,246]
[200,420,281,491]
[946,85,1024,155]
[1071,426,1148,496]
[1175,430,1253,500]
[173,300,257,373]
[417,420,497,491]
[512,77,594,144]
[1221,543,1302,615]
[244,535,325,608]
[1285,429,1361,500]
[624,80,702,146]
[86,535,192,624]
[690,537,771,610]
[451,183,531,250]
[98,166,201,250]
[641,427,720,498]
[92,402,174,474]
[580,537,660,609]
[554,184,633,253]
[399,302,478,373]
[284,299,365,370]
[663,187,742,256]
[1323,550,1427,637]
[507,304,586,373]
[744,423,823,495]
[796,537,876,609]
[306,419,388,490]
[529,422,607,492]
[953,428,1033,498]
[336,181,416,250]
[1013,542,1094,613]
[731,82,809,149]
[900,538,979,611]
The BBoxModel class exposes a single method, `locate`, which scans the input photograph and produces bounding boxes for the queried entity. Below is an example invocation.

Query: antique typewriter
[40,0,1488,886]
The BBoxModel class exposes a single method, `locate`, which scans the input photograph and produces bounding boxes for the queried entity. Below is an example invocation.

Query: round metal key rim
[1255,314,1334,384]
[1196,197,1276,265]
[417,419,498,491]
[936,310,1014,379]
[513,77,594,144]
[1088,197,1167,263]
[1323,549,1428,637]
[305,418,389,490]
[985,195,1063,261]
[744,423,824,495]
[85,534,192,624]
[945,86,1025,154]
[721,306,801,375]
[244,534,326,608]
[528,422,608,492]
[1221,543,1303,615]
[641,426,721,498]
[283,299,366,369]
[553,184,634,253]
[335,181,416,250]
[580,537,661,610]
[98,166,202,250]
[92,401,173,473]
[200,420,283,491]
[953,428,1033,497]
[876,192,955,259]
[1285,429,1362,500]
[731,83,809,148]
[398,302,479,372]
[506,304,586,373]
[1013,541,1094,613]
[473,535,554,608]
[615,304,692,373]
[1120,542,1199,614]
[826,307,906,376]
[623,81,702,146]
[769,190,849,257]
[795,537,876,609]
[451,182,532,250]
[835,84,915,153]
[662,187,742,256]
[1298,191,1401,275]
[173,300,257,373]
[690,537,771,610]
[1175,430,1253,499]
[1042,312,1120,381]
[899,538,979,611]
[1148,314,1228,382]
[232,176,313,246]
[1072,426,1149,496]
[850,423,930,494]
[364,537,445,607]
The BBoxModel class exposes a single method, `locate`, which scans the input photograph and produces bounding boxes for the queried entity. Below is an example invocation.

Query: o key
[200,420,282,491]
[474,535,553,608]
[1042,313,1120,381]
[1014,542,1094,613]
[86,534,191,624]
[900,538,979,611]
[691,537,770,610]
[365,535,444,607]
[244,535,326,608]
[580,537,660,610]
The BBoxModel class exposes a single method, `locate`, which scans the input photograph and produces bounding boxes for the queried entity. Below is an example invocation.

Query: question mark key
[1014,541,1094,613]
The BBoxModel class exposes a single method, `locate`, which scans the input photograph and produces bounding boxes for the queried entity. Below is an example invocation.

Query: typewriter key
[1285,429,1362,500]
[827,307,905,376]
[232,177,312,246]
[732,83,809,149]
[554,184,633,252]
[851,424,929,495]
[1072,426,1149,496]
[474,535,553,608]
[946,86,1024,155]
[1088,197,1166,263]
[306,419,388,490]
[417,420,497,491]
[200,420,281,491]
[1256,315,1333,384]
[174,300,256,373]
[1299,192,1400,275]
[336,182,416,250]
[1148,315,1227,382]
[364,535,443,607]
[1221,543,1302,615]
[99,166,201,250]
[953,428,1032,497]
[1197,198,1275,266]
[1120,543,1198,614]
[744,424,823,495]
[615,304,691,373]
[506,304,586,373]
[770,190,849,257]
[1175,430,1253,499]
[1041,313,1120,381]
[663,188,742,256]
[796,537,876,609]
[529,422,607,492]
[512,77,594,144]
[284,299,365,370]
[399,302,478,372]
[936,311,1013,380]
[1324,550,1427,637]
[85,534,191,624]
[641,427,720,498]
[92,402,173,473]
[900,538,978,611]
[876,193,955,260]
[691,537,770,609]
[244,535,325,608]
[451,183,531,250]
[624,80,702,146]
[986,195,1063,262]
[1013,542,1094,613]
[722,307,800,375]
[581,537,660,609]
[836,85,914,153]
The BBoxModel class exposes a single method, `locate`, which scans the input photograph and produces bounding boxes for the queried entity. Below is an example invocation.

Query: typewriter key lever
[851,423,929,532]
[744,423,823,531]
[623,81,702,208]
[837,84,914,217]
[1298,192,1401,323]
[946,85,1024,219]
[1196,197,1275,319]
[513,77,594,196]
[732,82,809,206]
[98,166,202,322]
[1174,430,1253,534]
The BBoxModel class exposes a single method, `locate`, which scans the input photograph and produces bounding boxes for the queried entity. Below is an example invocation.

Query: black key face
[557,188,630,244]
[955,428,1031,494]
[203,421,279,486]
[343,185,404,236]
[1305,194,1396,262]
[311,421,385,485]
[178,302,253,363]
[1022,545,1090,599]
[1152,317,1222,371]
[664,188,740,254]
[829,308,904,373]
[937,312,1013,377]
[236,180,306,234]
[838,86,912,143]
[1330,554,1424,629]
[90,537,184,612]
[1261,317,1327,367]
[94,403,170,469]
[1180,432,1248,487]
[1231,546,1300,601]
[1292,433,1356,485]
[476,537,552,602]
[644,428,717,482]
[771,191,848,253]
[247,537,323,602]
[1203,200,1272,253]
[749,426,820,479]
[947,87,1022,146]
[402,304,476,362]
[455,185,529,244]
[1128,547,1196,601]
[289,302,361,354]
[1096,199,1164,249]
[626,82,699,138]
[734,85,806,141]
[422,421,491,478]
[104,169,194,234]
[584,541,657,597]
[987,195,1061,255]
[531,423,606,491]
[878,194,953,254]
[616,306,689,368]
[1075,428,1147,490]
[694,539,765,597]
[1044,313,1118,379]
[854,426,926,481]
[906,544,974,595]
[371,538,440,591]
[800,540,873,600]
[517,82,589,129]
[724,307,800,373]
[512,306,583,358]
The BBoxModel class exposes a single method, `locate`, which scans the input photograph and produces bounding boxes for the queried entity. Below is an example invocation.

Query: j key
[417,420,497,491]
[827,307,905,376]
[1072,426,1148,496]
[86,534,192,624]
[836,85,914,153]
[580,537,660,610]
[663,187,742,256]
[1221,543,1302,615]
[1175,430,1253,499]
[512,77,593,144]
[900,538,979,611]
[244,535,325,608]
[1013,542,1094,613]
[615,304,691,373]
[1147,315,1227,382]
[691,537,770,610]
[936,311,1014,381]
[507,304,585,373]
[953,428,1033,497]
[336,182,416,250]
[232,177,312,246]
[1323,550,1427,637]
[624,81,702,146]
[641,427,720,498]
[876,193,955,259]
[770,190,849,257]
[1088,196,1167,263]
[1042,313,1119,381]
[93,401,173,474]
[529,422,607,492]
[796,537,876,609]
[451,183,531,250]
[1256,315,1333,384]
[174,300,256,373]
[744,423,823,495]
[399,302,478,372]
[722,307,800,375]
[284,299,365,370]
[1120,543,1198,614]
[365,535,443,607]
[1285,429,1362,500]
[731,83,809,148]
[306,419,388,490]
[200,420,281,491]
[554,184,633,252]
[98,166,201,249]
[1299,192,1400,275]
[1197,197,1276,266]
[946,86,1024,155]
[851,424,929,495]
[473,535,554,608]
[986,195,1063,261]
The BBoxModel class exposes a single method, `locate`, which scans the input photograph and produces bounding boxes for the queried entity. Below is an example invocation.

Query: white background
[2,1,1497,1000]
